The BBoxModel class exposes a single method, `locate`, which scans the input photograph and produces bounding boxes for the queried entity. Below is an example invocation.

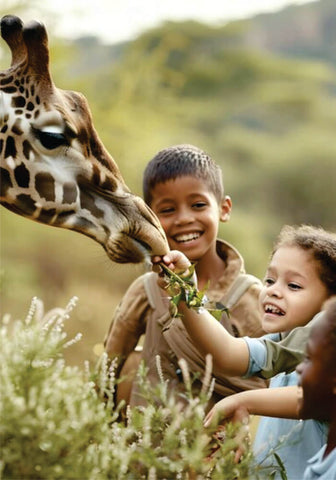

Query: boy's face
[259,245,329,333]
[296,313,336,421]
[149,176,231,262]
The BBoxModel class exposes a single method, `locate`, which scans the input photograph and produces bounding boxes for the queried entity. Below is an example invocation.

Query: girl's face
[149,176,231,263]
[296,313,336,421]
[259,246,329,334]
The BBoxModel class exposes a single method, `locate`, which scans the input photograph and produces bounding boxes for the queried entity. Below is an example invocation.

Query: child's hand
[151,251,197,296]
[204,395,251,463]
[151,250,191,275]
[204,395,250,428]
[152,251,227,320]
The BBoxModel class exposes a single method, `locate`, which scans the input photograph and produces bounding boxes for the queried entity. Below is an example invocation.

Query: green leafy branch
[159,263,229,321]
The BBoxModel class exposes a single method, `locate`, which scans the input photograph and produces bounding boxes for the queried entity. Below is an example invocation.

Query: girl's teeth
[265,304,284,315]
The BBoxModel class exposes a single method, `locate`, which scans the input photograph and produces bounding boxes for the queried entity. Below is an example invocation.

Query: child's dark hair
[143,144,224,205]
[273,225,336,296]
[323,297,336,342]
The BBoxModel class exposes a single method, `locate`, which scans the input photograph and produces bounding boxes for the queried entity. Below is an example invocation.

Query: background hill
[243,0,336,67]
[1,0,335,366]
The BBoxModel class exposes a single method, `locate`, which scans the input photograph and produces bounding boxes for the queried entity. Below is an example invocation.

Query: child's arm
[204,385,301,428]
[153,251,250,376]
[177,301,250,375]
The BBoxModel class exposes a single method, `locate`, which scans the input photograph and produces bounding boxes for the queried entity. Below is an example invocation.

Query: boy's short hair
[143,144,224,205]
[273,224,336,296]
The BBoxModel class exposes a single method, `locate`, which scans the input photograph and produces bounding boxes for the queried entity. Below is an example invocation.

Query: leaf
[273,453,288,480]
[159,263,229,320]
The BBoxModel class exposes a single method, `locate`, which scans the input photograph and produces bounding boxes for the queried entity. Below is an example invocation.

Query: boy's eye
[192,201,207,209]
[264,277,275,286]
[158,206,175,214]
[288,283,302,290]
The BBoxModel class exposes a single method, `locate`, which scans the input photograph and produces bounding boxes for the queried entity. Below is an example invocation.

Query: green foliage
[0,297,118,479]
[0,299,287,479]
[160,263,228,320]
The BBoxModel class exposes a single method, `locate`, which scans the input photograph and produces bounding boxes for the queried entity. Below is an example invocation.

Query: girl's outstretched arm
[152,251,251,376]
[178,301,250,375]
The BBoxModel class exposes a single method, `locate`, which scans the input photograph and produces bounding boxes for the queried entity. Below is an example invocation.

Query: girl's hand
[152,251,227,320]
[151,251,191,275]
[151,252,200,317]
[151,251,195,291]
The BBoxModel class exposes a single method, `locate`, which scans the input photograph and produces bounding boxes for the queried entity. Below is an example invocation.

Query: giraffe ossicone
[0,15,168,263]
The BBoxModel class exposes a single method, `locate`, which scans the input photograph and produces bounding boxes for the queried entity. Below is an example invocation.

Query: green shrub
[0,298,284,479]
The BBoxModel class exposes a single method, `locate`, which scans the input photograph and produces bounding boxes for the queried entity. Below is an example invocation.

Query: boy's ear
[219,196,232,223]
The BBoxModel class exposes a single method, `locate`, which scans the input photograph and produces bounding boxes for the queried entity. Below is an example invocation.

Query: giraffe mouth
[104,233,152,264]
[134,238,152,252]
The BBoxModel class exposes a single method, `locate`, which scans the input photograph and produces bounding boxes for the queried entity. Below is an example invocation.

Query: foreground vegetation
[0,299,287,479]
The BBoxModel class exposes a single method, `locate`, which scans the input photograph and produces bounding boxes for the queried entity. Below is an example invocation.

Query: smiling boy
[104,144,266,408]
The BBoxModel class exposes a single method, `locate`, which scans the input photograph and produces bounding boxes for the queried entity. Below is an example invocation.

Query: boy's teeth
[175,232,200,243]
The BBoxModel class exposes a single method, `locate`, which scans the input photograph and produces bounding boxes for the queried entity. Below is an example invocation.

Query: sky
[3,0,317,45]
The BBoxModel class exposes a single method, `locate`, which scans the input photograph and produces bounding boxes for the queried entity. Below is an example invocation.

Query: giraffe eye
[37,130,68,149]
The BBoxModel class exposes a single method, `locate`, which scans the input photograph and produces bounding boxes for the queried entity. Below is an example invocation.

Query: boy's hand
[204,396,250,428]
[204,395,251,463]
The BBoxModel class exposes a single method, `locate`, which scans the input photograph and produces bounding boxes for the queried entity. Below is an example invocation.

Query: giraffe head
[0,15,169,263]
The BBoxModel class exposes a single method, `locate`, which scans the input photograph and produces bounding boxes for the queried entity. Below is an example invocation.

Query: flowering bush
[0,298,285,479]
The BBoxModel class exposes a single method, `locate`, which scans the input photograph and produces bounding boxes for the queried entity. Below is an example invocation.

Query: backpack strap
[143,272,171,326]
[221,273,262,310]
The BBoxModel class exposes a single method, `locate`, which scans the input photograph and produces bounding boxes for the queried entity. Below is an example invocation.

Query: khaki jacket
[105,239,267,407]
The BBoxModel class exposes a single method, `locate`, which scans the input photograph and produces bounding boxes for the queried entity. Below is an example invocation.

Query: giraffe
[0,15,168,263]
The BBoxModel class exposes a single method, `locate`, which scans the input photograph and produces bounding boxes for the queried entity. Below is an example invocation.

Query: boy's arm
[204,386,300,428]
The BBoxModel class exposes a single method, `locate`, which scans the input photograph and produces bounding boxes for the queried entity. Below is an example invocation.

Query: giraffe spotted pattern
[0,15,168,263]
